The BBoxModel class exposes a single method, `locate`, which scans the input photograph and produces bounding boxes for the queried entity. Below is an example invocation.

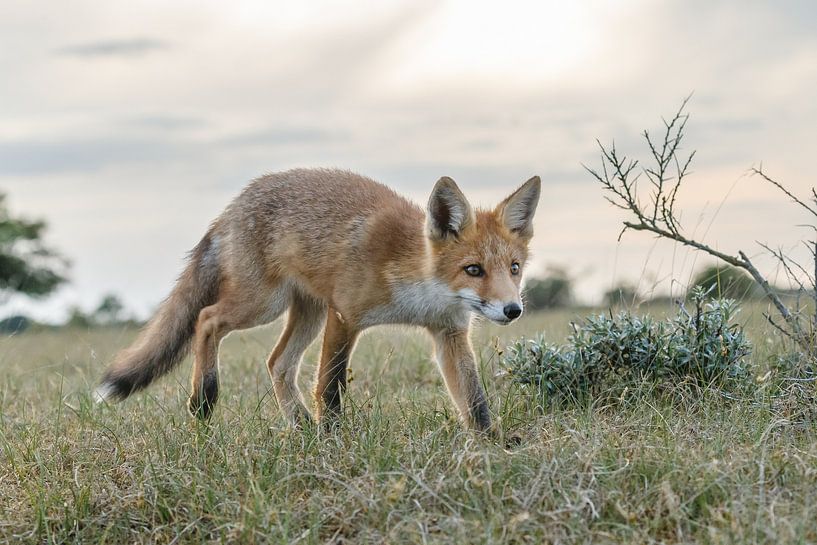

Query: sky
[1,0,816,321]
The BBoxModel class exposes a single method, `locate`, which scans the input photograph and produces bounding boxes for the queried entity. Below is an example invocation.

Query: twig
[589,98,816,358]
[752,167,817,218]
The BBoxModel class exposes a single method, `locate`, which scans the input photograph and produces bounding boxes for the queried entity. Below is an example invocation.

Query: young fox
[97,169,541,434]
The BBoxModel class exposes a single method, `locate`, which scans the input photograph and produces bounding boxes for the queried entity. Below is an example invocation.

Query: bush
[524,267,573,310]
[503,288,751,401]
[689,264,758,300]
[0,315,31,334]
[93,293,126,325]
[602,283,640,307]
[64,306,92,329]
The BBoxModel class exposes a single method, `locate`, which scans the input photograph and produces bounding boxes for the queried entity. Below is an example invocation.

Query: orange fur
[97,169,541,434]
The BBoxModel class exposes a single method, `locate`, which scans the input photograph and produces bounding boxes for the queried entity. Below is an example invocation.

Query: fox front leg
[314,309,359,426]
[431,328,493,434]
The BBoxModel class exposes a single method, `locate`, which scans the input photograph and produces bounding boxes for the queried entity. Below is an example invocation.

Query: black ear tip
[431,176,462,199]
[528,175,541,186]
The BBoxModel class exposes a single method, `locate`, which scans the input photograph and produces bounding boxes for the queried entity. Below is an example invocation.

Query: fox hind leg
[188,294,267,419]
[267,292,326,426]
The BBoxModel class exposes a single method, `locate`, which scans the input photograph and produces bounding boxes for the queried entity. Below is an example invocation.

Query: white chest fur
[360,279,468,329]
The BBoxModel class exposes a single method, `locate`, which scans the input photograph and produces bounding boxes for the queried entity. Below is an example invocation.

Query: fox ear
[497,176,541,237]
[427,176,475,240]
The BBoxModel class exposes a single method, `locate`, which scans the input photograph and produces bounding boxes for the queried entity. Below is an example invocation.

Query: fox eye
[510,262,520,275]
[464,264,484,277]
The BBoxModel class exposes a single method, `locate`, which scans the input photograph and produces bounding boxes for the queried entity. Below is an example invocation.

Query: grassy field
[1,303,816,544]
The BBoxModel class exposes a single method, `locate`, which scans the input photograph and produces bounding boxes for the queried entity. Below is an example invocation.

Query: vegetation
[602,282,640,307]
[2,105,817,543]
[0,314,32,334]
[523,266,573,310]
[689,264,758,300]
[93,294,126,325]
[587,97,817,359]
[0,305,815,543]
[504,290,751,402]
[0,193,67,301]
[63,294,135,329]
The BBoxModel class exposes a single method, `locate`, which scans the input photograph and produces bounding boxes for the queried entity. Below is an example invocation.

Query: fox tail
[95,233,221,402]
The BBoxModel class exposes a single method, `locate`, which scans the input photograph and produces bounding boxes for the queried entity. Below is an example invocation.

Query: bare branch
[623,220,745,268]
[765,312,795,342]
[752,167,817,218]
[736,250,807,344]
[756,242,809,292]
[590,97,817,358]
[813,239,817,332]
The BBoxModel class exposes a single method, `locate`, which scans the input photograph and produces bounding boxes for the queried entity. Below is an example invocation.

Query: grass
[1,303,816,544]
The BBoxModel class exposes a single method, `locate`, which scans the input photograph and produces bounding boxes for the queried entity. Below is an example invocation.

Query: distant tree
[94,293,125,325]
[603,283,640,307]
[65,306,92,329]
[0,193,67,301]
[524,267,573,310]
[63,294,134,329]
[689,265,757,300]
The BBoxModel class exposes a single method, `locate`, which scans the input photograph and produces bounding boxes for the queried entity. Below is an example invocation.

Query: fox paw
[188,395,216,420]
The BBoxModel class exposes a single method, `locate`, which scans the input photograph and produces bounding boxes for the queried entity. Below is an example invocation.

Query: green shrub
[689,264,759,300]
[504,288,752,401]
[602,282,640,307]
[524,267,573,310]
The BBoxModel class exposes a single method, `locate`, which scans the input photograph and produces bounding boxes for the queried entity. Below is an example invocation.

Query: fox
[96,168,541,435]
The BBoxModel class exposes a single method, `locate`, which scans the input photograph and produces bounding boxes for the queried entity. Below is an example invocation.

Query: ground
[0,304,815,544]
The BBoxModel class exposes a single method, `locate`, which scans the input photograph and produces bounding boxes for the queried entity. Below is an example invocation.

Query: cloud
[219,127,346,147]
[57,38,169,58]
[369,162,583,197]
[0,136,196,176]
[123,115,208,131]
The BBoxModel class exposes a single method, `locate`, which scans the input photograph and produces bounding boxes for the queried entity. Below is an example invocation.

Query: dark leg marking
[188,371,219,420]
[321,352,348,420]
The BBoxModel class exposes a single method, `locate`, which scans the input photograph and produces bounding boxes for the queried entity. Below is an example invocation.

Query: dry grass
[1,303,816,543]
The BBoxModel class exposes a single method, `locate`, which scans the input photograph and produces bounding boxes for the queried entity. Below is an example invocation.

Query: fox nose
[503,303,522,320]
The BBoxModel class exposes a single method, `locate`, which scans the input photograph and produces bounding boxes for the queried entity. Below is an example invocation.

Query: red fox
[96,169,540,434]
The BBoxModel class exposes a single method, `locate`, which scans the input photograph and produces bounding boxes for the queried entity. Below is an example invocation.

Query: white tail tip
[93,382,115,404]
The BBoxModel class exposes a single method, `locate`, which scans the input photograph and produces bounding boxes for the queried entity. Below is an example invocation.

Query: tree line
[524,263,770,311]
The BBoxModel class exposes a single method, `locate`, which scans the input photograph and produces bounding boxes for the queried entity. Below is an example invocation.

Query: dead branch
[751,167,817,218]
[587,99,816,358]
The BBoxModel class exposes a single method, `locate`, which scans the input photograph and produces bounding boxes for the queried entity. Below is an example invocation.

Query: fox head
[426,175,541,325]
